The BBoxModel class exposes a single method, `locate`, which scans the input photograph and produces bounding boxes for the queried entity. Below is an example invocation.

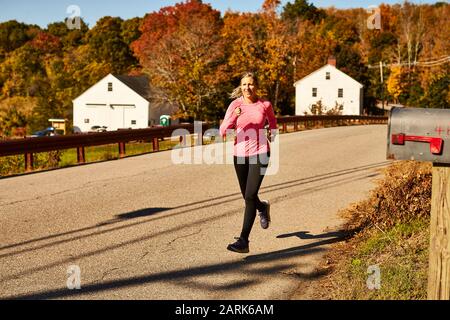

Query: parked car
[89,125,108,132]
[203,126,220,142]
[30,127,56,137]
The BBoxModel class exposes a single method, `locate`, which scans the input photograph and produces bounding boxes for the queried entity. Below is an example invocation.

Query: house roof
[113,74,151,101]
[294,64,363,88]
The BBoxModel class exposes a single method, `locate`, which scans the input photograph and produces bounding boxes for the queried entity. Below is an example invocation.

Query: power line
[368,55,450,69]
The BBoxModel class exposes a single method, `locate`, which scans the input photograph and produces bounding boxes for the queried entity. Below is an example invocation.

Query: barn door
[111,105,136,130]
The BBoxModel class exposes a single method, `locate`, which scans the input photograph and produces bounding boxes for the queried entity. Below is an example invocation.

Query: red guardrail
[276,115,388,133]
[0,123,210,171]
[0,115,387,172]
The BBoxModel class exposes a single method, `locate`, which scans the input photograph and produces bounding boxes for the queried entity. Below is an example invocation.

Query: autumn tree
[222,12,266,78]
[30,31,62,54]
[0,20,36,53]
[0,1,448,134]
[221,1,297,115]
[414,3,449,102]
[260,0,297,114]
[0,96,36,135]
[0,43,46,98]
[386,65,408,103]
[132,0,227,121]
[0,105,27,136]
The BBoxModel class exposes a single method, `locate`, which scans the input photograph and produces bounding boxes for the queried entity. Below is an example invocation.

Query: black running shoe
[258,200,271,229]
[227,237,249,253]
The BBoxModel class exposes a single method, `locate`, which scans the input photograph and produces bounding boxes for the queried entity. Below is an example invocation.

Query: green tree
[422,74,450,109]
[85,16,137,74]
[121,18,142,46]
[47,19,89,49]
[282,0,326,23]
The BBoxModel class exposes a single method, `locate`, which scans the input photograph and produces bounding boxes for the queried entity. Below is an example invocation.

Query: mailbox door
[387,107,450,163]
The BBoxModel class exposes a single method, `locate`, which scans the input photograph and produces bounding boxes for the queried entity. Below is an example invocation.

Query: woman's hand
[234,107,241,117]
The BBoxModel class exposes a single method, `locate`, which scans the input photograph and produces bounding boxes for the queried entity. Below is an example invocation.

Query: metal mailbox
[387,107,450,164]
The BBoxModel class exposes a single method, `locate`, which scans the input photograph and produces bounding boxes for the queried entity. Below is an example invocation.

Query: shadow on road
[9,236,337,300]
[246,230,349,262]
[277,230,349,240]
[0,162,386,290]
[1,161,388,253]
[115,207,170,220]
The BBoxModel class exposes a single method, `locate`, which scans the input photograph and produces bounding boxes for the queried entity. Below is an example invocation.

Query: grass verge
[294,161,432,300]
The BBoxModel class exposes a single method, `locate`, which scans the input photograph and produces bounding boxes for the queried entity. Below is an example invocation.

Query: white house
[73,74,177,132]
[294,57,364,116]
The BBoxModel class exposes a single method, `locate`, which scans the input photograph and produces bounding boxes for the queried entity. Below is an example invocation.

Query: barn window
[338,88,344,98]
[326,72,330,80]
[131,120,137,125]
[84,119,90,124]
[312,88,317,97]
[108,82,113,91]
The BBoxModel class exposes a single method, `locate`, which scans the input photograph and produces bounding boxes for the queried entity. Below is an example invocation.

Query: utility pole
[380,61,385,111]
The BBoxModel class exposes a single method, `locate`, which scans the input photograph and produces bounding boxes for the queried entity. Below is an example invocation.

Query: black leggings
[233,153,270,241]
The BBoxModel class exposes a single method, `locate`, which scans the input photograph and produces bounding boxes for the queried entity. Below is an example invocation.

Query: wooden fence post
[152,138,159,152]
[25,153,33,172]
[77,147,85,164]
[427,164,450,300]
[119,142,126,158]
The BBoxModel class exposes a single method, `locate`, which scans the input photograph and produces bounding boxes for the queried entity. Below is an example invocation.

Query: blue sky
[0,0,441,29]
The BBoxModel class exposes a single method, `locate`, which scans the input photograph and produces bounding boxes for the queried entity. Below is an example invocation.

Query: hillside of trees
[0,0,448,136]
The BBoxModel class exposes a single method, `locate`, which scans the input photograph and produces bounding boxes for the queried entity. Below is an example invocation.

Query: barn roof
[293,64,363,88]
[113,75,151,101]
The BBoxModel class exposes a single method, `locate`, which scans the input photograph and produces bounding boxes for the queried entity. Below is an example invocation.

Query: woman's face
[241,76,257,101]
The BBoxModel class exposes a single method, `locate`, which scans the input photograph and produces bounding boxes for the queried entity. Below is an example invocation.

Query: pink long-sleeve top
[219,97,278,157]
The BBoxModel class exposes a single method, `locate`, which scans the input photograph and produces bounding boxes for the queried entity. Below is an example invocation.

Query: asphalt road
[0,125,390,300]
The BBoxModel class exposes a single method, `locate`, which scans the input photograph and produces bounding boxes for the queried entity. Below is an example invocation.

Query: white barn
[294,57,364,116]
[73,74,177,132]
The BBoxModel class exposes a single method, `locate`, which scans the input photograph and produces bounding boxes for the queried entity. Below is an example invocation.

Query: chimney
[328,56,336,67]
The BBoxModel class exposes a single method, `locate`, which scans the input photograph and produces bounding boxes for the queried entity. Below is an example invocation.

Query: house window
[131,120,137,125]
[338,88,344,98]
[326,72,330,80]
[84,119,90,124]
[312,88,317,97]
[108,82,113,91]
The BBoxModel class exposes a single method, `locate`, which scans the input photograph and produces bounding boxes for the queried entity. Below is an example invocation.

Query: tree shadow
[1,161,388,253]
[0,162,383,286]
[277,230,350,241]
[245,230,349,262]
[115,207,170,220]
[9,241,325,300]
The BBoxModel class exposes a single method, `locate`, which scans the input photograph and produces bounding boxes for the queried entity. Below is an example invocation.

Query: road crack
[166,229,202,247]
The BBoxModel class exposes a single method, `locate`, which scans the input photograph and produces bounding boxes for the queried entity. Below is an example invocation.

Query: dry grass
[341,160,432,232]
[294,161,432,300]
